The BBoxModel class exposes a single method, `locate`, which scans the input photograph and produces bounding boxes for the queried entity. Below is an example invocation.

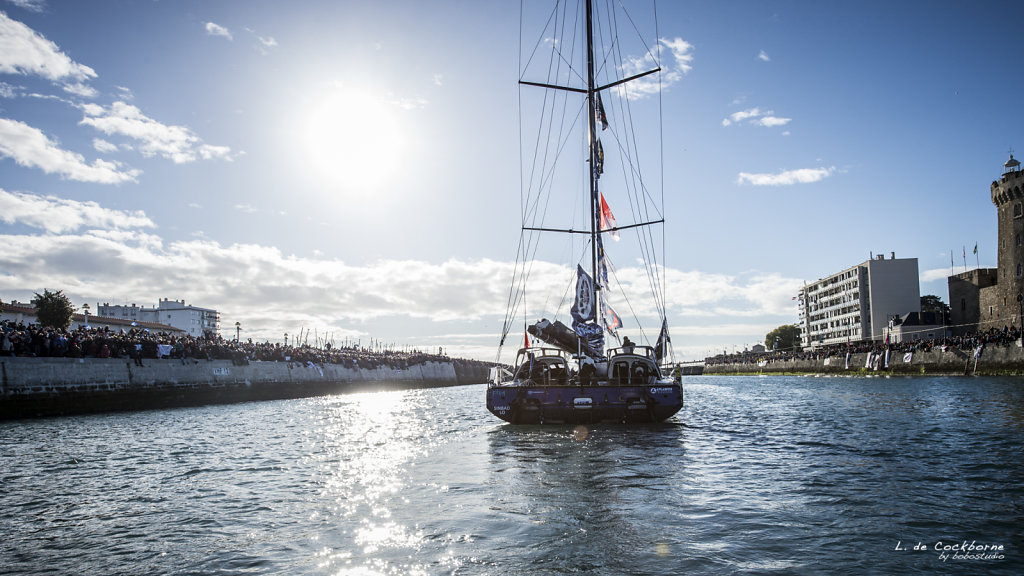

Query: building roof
[893,311,939,327]
[1,301,184,333]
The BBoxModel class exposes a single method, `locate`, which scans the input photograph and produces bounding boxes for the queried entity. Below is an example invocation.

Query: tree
[920,294,950,324]
[31,289,75,330]
[765,324,801,353]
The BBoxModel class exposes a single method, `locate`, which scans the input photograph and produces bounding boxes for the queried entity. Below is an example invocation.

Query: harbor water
[2,376,1022,575]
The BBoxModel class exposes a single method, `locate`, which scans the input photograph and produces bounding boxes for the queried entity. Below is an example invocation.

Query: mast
[585,0,600,293]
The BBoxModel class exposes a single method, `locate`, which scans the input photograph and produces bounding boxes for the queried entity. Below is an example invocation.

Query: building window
[961,298,966,311]
[1018,233,1022,247]
[1016,203,1023,218]
[1018,264,1023,278]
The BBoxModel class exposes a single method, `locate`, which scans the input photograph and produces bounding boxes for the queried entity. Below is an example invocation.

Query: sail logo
[573,265,595,322]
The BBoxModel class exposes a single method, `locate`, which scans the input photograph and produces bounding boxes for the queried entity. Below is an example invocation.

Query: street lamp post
[235,321,241,343]
[82,303,90,328]
[284,332,288,346]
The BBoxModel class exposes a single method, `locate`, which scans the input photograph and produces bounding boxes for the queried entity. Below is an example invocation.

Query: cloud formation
[6,1,45,11]
[0,11,97,94]
[722,106,791,128]
[0,117,140,183]
[620,37,693,100]
[0,188,155,233]
[204,22,232,40]
[0,191,803,359]
[737,166,835,186]
[79,101,235,163]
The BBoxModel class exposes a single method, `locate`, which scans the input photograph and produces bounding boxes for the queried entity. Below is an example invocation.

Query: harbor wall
[0,357,491,419]
[702,344,1024,376]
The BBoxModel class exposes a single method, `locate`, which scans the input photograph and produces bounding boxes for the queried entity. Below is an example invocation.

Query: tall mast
[585,0,600,292]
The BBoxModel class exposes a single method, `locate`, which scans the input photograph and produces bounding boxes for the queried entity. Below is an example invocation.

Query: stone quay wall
[0,357,491,419]
[703,345,1024,376]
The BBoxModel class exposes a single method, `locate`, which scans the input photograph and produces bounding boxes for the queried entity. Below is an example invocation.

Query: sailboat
[486,0,682,425]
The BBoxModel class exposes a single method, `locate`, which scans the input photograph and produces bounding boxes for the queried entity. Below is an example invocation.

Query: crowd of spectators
[0,319,478,371]
[704,325,1022,366]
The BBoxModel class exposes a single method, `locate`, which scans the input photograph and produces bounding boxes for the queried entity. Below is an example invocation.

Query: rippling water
[2,376,1022,575]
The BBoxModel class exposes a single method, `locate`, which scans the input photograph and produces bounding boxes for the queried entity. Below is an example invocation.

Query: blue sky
[1,0,1022,362]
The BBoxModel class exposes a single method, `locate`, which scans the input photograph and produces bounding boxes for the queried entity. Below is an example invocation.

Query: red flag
[523,330,530,349]
[599,193,619,241]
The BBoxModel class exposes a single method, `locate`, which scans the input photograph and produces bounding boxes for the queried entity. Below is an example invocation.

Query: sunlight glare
[302,89,406,194]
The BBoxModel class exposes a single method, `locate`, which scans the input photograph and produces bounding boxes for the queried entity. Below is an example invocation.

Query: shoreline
[701,343,1024,377]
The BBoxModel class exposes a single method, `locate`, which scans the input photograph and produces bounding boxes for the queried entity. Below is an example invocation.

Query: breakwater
[0,357,491,419]
[703,344,1024,376]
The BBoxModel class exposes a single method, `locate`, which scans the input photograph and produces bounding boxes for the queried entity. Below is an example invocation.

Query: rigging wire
[501,0,669,360]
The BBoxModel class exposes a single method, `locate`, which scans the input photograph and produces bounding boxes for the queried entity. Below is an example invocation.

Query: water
[2,376,1022,575]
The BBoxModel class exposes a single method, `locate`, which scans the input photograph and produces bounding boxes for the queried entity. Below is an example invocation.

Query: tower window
[1016,203,1023,218]
[1018,233,1022,247]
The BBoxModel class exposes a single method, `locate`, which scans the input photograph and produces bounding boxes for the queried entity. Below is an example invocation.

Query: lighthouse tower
[991,154,1024,319]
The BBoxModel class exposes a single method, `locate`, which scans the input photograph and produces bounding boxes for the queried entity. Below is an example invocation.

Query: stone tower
[990,154,1024,324]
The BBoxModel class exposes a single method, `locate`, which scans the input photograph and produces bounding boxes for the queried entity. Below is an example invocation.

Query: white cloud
[0,117,140,183]
[243,27,278,54]
[660,37,694,74]
[78,101,235,163]
[0,11,97,94]
[757,50,770,62]
[756,115,791,127]
[61,81,97,98]
[619,37,693,100]
[921,267,953,282]
[723,106,791,128]
[0,188,155,233]
[6,1,46,11]
[115,86,134,101]
[92,137,118,153]
[204,22,232,40]
[0,192,810,359]
[737,166,836,186]
[722,107,762,126]
[0,81,17,98]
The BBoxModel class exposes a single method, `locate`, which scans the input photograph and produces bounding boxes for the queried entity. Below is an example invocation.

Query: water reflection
[484,423,687,574]
[311,389,429,575]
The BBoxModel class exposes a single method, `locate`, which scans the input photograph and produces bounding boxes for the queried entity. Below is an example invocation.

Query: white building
[96,298,220,337]
[798,253,921,349]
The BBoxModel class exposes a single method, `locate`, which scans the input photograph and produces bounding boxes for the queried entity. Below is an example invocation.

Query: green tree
[765,324,801,352]
[920,294,950,324]
[31,289,75,330]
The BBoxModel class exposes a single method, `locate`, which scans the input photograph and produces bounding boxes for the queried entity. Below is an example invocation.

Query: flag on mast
[596,92,608,130]
[599,193,619,241]
[602,302,622,336]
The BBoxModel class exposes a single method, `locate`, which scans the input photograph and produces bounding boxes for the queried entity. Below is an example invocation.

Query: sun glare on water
[302,89,406,194]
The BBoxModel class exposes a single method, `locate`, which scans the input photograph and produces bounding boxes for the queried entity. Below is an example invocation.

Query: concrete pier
[0,357,491,419]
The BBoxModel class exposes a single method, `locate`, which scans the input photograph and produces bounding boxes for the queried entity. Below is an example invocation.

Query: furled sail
[528,318,603,358]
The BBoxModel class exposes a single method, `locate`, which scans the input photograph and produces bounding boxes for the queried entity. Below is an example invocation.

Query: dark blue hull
[486,383,682,425]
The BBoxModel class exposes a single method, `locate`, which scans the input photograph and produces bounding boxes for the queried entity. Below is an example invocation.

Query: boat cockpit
[496,345,664,387]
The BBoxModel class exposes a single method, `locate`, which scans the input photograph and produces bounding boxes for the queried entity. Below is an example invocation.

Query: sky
[2,0,1024,363]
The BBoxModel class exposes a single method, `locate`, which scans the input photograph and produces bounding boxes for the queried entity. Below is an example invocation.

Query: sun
[302,89,406,194]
